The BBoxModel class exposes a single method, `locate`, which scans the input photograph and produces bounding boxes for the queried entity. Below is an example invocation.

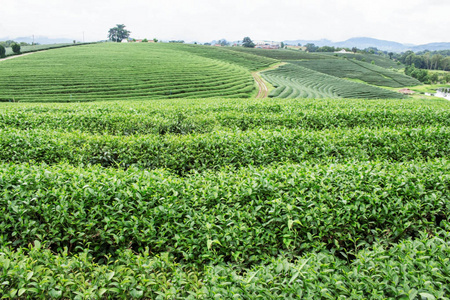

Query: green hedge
[1,230,449,299]
[1,160,448,264]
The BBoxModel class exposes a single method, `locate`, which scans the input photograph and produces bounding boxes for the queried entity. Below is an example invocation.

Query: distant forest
[396,50,450,71]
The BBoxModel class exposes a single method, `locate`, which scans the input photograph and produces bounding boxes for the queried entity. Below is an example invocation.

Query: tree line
[397,50,450,71]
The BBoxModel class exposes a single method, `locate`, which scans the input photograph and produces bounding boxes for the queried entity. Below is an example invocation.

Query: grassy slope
[0,43,275,102]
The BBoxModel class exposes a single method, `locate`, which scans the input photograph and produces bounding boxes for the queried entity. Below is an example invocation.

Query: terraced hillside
[225,47,420,99]
[1,98,450,298]
[262,63,406,99]
[0,43,275,102]
[322,52,403,69]
[228,47,331,60]
[293,59,421,87]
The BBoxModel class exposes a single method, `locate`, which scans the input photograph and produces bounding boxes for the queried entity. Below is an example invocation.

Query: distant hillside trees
[399,50,450,71]
[0,45,5,58]
[108,24,131,42]
[242,37,255,48]
[305,43,319,52]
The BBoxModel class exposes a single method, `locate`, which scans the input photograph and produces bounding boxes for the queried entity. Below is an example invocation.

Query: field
[320,52,403,69]
[293,59,421,87]
[3,43,88,56]
[1,97,450,298]
[262,63,406,99]
[0,43,275,102]
[226,47,420,99]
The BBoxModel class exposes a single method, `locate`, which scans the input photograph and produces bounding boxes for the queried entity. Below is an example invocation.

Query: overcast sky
[1,0,449,44]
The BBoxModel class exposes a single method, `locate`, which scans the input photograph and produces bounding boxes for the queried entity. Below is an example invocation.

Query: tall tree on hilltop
[242,37,255,48]
[108,24,131,42]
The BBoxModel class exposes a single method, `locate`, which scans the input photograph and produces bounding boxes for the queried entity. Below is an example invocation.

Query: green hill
[293,58,421,87]
[0,43,275,102]
[262,63,406,99]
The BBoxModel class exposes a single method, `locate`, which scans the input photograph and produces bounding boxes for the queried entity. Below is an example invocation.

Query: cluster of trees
[405,64,450,83]
[108,24,131,42]
[397,50,450,71]
[0,42,21,58]
[0,40,33,47]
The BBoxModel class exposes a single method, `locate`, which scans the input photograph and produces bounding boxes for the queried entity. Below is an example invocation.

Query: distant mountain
[333,37,406,52]
[410,42,450,52]
[283,37,450,53]
[0,36,76,44]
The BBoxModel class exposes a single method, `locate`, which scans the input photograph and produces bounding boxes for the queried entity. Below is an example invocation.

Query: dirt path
[0,52,40,62]
[252,63,285,99]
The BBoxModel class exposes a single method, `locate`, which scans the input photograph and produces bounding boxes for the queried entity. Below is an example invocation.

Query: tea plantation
[226,47,421,99]
[0,43,275,102]
[1,97,450,298]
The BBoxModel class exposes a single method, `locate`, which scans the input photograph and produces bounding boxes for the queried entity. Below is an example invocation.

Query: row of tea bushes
[1,160,448,264]
[1,229,449,299]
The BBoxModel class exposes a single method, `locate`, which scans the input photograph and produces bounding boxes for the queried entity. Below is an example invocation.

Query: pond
[425,88,450,101]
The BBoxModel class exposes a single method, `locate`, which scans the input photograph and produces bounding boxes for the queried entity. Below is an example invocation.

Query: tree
[11,43,21,54]
[305,43,318,52]
[218,39,229,46]
[108,24,131,42]
[280,42,285,49]
[242,37,255,48]
[388,52,394,59]
[0,45,5,58]
[142,38,148,43]
[352,47,358,54]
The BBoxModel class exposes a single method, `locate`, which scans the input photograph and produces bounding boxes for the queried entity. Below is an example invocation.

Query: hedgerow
[0,126,449,172]
[2,230,450,299]
[1,160,449,264]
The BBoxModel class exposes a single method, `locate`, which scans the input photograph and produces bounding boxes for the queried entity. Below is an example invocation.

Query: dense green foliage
[2,230,450,299]
[1,96,449,296]
[293,59,421,87]
[0,43,266,102]
[1,98,449,134]
[262,64,406,99]
[398,50,450,71]
[11,43,21,54]
[0,45,5,58]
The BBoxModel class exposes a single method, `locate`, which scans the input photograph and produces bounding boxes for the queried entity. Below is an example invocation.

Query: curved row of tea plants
[0,43,262,102]
[1,126,448,173]
[2,230,449,299]
[321,52,403,69]
[228,47,332,60]
[1,97,449,298]
[2,98,449,135]
[262,64,406,99]
[293,59,421,88]
[1,159,448,264]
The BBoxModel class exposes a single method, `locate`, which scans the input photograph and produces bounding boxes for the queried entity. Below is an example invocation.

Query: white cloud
[0,0,448,44]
